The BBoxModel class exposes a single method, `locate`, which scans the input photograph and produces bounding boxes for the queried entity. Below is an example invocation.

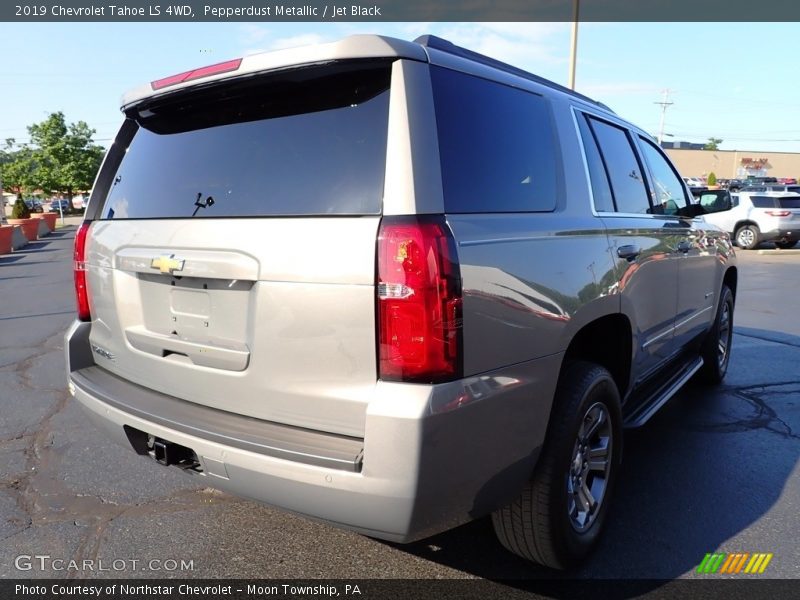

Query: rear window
[430,66,559,213]
[98,62,392,219]
[778,197,800,208]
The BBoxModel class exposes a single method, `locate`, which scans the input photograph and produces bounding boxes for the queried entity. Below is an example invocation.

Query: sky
[1,21,799,153]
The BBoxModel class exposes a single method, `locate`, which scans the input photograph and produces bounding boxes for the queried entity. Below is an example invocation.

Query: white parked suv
[682,177,705,188]
[696,190,800,249]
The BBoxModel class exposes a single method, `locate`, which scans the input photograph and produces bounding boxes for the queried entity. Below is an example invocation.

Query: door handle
[676,240,692,254]
[617,244,641,260]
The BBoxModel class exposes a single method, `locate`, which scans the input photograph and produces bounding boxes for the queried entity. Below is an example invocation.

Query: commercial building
[665,148,800,180]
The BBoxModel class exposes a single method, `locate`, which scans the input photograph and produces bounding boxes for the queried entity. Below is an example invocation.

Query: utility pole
[655,89,674,145]
[568,0,580,90]
[0,173,5,225]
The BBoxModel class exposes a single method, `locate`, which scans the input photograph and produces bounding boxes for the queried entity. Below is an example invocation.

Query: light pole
[568,0,580,90]
[0,174,6,225]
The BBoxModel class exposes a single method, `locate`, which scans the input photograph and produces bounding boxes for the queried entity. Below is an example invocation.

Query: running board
[624,357,704,428]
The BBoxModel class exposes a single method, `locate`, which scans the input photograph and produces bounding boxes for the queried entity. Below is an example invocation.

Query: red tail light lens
[766,210,791,217]
[377,216,463,383]
[74,222,91,322]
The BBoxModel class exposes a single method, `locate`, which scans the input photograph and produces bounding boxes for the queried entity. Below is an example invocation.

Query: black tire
[775,240,797,250]
[492,361,622,569]
[735,225,760,250]
[697,284,734,384]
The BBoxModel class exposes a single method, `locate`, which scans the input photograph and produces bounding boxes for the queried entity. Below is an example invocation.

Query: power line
[679,90,800,110]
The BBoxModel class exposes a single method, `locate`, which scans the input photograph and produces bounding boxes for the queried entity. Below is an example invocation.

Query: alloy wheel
[567,402,613,532]
[737,228,755,248]
[717,298,732,371]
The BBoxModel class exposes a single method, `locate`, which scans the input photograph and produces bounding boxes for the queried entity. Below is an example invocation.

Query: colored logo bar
[697,552,773,574]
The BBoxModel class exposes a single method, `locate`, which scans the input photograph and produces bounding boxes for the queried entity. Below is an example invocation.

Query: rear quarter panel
[449,214,619,375]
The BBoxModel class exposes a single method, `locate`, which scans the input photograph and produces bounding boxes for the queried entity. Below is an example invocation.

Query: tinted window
[697,191,730,212]
[778,197,800,209]
[587,117,650,215]
[99,63,391,219]
[431,67,558,213]
[576,114,615,212]
[637,137,687,215]
[751,196,778,208]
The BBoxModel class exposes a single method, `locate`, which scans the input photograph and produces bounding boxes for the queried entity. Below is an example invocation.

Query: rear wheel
[492,361,622,569]
[775,240,797,250]
[697,284,734,384]
[735,225,760,250]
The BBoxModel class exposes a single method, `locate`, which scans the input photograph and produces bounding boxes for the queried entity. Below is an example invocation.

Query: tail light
[766,210,791,217]
[74,222,91,321]
[377,215,463,383]
[151,58,242,90]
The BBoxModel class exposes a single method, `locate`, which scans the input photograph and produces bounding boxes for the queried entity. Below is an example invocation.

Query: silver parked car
[65,34,737,569]
[696,190,800,249]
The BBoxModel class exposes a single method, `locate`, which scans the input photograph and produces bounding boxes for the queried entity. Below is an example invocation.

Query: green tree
[11,197,31,219]
[704,137,723,151]
[0,140,36,199]
[707,172,717,186]
[0,112,104,200]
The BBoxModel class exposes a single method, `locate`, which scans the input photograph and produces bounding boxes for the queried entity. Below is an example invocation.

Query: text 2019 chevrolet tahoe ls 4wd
[65,34,737,569]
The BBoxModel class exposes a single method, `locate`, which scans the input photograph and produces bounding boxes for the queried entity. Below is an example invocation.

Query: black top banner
[4,0,800,22]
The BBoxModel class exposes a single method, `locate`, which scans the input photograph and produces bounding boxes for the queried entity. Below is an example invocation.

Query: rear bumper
[759,226,798,242]
[65,320,560,542]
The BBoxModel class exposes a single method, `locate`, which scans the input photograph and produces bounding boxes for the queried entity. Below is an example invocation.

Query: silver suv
[65,34,738,569]
[695,190,800,249]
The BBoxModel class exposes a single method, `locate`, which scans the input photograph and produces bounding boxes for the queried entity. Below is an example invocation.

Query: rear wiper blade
[192,192,215,217]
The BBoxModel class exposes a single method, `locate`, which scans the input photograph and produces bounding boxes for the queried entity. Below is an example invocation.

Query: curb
[755,249,800,255]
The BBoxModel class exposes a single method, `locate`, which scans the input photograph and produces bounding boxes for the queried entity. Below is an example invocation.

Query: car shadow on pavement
[390,327,799,594]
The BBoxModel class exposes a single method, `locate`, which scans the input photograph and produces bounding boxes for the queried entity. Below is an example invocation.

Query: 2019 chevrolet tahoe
[65,34,738,569]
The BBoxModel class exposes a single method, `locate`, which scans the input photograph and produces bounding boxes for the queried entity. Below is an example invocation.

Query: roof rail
[414,35,615,113]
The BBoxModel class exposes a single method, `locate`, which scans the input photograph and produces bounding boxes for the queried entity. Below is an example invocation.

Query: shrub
[707,172,717,186]
[11,197,31,219]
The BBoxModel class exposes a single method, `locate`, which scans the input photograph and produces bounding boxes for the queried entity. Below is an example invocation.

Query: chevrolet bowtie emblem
[150,254,185,274]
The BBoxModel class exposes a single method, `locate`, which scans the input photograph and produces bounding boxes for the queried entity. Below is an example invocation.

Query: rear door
[635,136,717,348]
[576,112,681,384]
[701,194,741,234]
[84,61,394,437]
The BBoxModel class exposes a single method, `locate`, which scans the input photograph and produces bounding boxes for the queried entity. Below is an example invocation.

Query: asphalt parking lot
[0,224,798,583]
